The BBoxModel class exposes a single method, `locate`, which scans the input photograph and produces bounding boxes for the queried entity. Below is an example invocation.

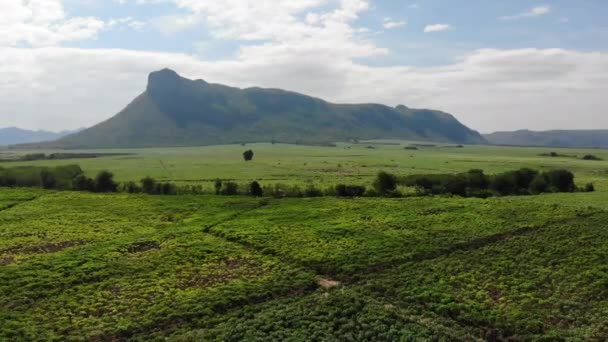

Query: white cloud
[108,17,146,32]
[2,0,608,134]
[424,24,452,33]
[383,18,406,29]
[2,46,607,133]
[0,0,105,47]
[499,5,551,20]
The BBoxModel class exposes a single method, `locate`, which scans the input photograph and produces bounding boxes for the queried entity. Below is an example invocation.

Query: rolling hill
[37,69,485,149]
[485,130,608,148]
[0,127,81,146]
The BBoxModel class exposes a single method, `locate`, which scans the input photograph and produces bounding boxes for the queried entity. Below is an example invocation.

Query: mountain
[41,69,485,149]
[485,130,608,148]
[0,127,82,146]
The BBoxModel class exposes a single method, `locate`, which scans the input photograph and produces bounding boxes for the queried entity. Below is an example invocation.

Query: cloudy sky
[1,0,607,133]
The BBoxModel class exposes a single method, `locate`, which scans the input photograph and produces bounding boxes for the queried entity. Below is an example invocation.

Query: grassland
[3,141,608,190]
[2,142,608,340]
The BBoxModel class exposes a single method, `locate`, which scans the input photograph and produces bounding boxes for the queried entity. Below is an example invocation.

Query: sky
[1,0,608,133]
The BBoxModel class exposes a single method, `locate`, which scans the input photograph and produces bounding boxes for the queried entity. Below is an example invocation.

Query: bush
[249,181,263,197]
[123,181,142,194]
[545,169,575,193]
[243,150,254,161]
[401,168,578,198]
[373,171,397,195]
[220,182,239,195]
[141,177,157,194]
[335,184,366,197]
[214,179,223,195]
[73,174,96,192]
[304,185,323,197]
[585,183,595,192]
[95,171,118,193]
[40,170,57,189]
[582,154,602,161]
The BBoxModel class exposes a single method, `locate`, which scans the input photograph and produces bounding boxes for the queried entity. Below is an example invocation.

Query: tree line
[0,165,592,198]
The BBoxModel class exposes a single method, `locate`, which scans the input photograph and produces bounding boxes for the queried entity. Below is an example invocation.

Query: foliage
[249,181,263,197]
[401,168,577,197]
[335,184,366,197]
[94,171,118,192]
[243,149,254,161]
[373,171,397,195]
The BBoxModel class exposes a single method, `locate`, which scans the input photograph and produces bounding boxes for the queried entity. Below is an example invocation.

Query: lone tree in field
[373,171,397,195]
[249,181,263,197]
[243,150,254,161]
[95,171,118,193]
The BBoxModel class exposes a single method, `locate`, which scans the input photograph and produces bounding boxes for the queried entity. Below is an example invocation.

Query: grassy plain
[3,141,608,190]
[1,142,608,340]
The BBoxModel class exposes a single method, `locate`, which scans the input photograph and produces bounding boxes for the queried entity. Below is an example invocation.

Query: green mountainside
[485,129,608,148]
[41,69,484,148]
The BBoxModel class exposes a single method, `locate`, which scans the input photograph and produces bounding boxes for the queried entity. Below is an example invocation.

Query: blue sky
[1,0,608,132]
[67,0,608,64]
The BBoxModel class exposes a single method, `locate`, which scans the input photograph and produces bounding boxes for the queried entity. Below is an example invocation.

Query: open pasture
[3,142,608,190]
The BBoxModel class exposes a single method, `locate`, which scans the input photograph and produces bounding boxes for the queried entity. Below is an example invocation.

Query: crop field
[2,143,608,340]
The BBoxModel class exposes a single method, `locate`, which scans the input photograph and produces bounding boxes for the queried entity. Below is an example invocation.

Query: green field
[3,142,608,191]
[2,142,608,340]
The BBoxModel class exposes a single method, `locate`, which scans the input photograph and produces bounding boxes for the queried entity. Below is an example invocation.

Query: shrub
[373,171,397,195]
[545,169,575,193]
[335,184,366,197]
[73,174,95,192]
[123,181,142,194]
[95,171,118,193]
[243,150,254,161]
[220,182,239,195]
[141,177,157,194]
[582,154,602,161]
[40,170,57,189]
[529,174,549,194]
[585,183,595,192]
[304,185,323,197]
[214,179,223,195]
[249,181,263,197]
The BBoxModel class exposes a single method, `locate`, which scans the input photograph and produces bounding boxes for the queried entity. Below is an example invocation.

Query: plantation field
[1,188,608,340]
[2,142,608,340]
[3,142,608,190]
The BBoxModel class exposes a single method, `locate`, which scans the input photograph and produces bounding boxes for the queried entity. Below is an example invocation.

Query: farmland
[2,142,608,340]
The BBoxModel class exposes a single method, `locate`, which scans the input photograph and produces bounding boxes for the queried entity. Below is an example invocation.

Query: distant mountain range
[485,130,608,149]
[29,69,485,149]
[0,127,83,146]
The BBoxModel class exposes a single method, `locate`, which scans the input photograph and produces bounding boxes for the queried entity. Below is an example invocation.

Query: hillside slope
[485,130,608,148]
[0,127,79,146]
[47,69,485,148]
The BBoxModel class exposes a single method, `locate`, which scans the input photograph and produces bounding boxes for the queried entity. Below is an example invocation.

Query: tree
[243,150,254,161]
[95,171,118,193]
[249,181,263,197]
[529,174,548,194]
[123,181,141,194]
[40,170,57,189]
[545,169,575,192]
[373,171,397,195]
[73,174,95,192]
[141,176,157,194]
[220,182,238,195]
[214,179,223,195]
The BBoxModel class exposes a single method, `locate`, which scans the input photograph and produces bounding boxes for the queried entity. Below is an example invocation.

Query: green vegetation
[30,69,484,149]
[2,142,608,340]
[402,168,586,197]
